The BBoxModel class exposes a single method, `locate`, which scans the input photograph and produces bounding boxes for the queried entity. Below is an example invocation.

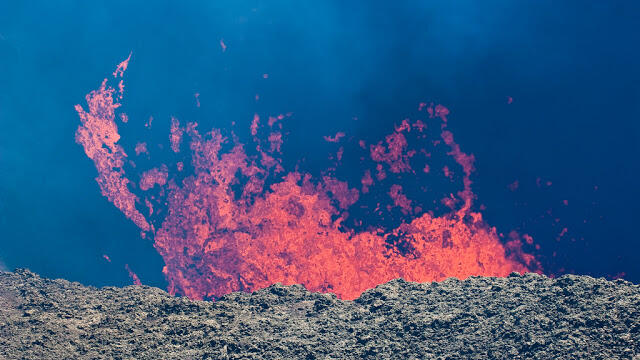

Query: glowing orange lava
[125,264,142,286]
[76,56,540,300]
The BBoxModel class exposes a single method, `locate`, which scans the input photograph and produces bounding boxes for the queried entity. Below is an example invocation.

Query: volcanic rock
[0,269,638,359]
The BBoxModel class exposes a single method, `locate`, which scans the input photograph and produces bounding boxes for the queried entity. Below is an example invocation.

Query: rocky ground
[0,269,638,359]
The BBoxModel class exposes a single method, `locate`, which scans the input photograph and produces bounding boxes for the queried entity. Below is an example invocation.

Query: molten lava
[75,56,540,300]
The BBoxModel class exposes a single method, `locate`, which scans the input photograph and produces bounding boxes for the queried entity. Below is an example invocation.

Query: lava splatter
[76,56,541,300]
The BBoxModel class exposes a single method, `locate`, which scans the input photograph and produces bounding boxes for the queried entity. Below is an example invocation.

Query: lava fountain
[75,56,540,300]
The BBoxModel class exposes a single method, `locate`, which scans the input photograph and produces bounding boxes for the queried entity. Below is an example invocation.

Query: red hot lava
[75,56,540,300]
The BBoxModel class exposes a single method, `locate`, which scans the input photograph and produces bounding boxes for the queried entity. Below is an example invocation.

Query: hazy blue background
[0,1,638,288]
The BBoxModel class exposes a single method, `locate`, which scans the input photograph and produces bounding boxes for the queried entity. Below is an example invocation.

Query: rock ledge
[1,269,638,359]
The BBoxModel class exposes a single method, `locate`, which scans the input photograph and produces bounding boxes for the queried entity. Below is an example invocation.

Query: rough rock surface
[0,269,638,359]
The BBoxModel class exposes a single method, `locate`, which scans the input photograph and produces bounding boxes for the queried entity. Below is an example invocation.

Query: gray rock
[0,269,638,359]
